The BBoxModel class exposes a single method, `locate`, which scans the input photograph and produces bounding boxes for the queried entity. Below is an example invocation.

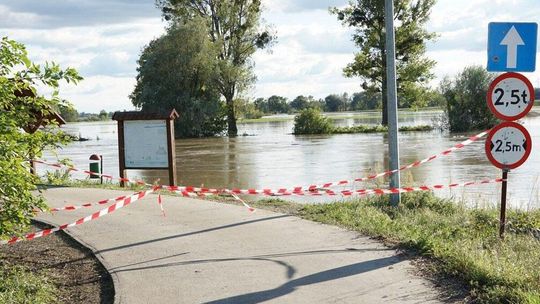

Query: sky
[1,0,540,113]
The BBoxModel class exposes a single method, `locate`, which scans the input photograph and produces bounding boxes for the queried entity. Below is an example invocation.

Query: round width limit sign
[485,122,532,169]
[487,72,535,121]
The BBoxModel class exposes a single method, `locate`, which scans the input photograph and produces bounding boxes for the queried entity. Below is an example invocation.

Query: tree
[324,93,349,112]
[267,95,290,113]
[235,98,262,119]
[0,37,81,238]
[253,97,269,113]
[440,65,498,132]
[98,110,108,120]
[290,95,309,111]
[333,0,436,125]
[131,19,226,138]
[351,91,381,110]
[57,103,79,122]
[157,0,274,136]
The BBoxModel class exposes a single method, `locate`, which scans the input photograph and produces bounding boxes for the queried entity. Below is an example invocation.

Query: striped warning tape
[166,178,502,197]
[1,188,156,245]
[34,129,489,194]
[1,178,501,246]
[44,178,501,214]
[46,195,128,212]
[45,187,244,213]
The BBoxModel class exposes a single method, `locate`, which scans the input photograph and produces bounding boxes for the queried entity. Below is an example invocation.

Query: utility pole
[384,0,401,206]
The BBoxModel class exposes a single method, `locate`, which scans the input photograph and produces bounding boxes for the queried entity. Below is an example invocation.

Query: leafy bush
[293,108,333,134]
[440,65,498,132]
[0,38,81,238]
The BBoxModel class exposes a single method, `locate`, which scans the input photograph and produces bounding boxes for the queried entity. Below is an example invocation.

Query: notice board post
[112,110,179,187]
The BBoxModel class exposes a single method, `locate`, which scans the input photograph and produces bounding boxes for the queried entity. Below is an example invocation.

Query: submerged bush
[440,65,498,132]
[293,108,333,134]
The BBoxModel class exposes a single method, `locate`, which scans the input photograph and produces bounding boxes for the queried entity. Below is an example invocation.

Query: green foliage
[333,0,436,125]
[158,0,275,136]
[235,98,263,119]
[293,108,333,135]
[293,107,433,135]
[253,95,290,114]
[98,109,108,120]
[324,93,349,112]
[267,95,290,114]
[0,37,81,238]
[131,19,227,138]
[398,125,433,131]
[333,125,387,133]
[290,95,311,111]
[56,103,78,122]
[300,193,540,303]
[440,65,498,132]
[0,265,57,303]
[351,91,381,110]
[332,124,432,134]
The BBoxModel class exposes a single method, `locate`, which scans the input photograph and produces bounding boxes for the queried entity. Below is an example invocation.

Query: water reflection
[41,109,540,209]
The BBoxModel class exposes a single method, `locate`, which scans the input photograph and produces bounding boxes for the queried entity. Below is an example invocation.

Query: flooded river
[41,109,540,209]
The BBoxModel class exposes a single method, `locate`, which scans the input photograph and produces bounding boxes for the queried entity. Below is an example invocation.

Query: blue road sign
[487,22,538,72]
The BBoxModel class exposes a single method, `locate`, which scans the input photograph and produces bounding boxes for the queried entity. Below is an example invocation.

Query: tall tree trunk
[226,96,238,136]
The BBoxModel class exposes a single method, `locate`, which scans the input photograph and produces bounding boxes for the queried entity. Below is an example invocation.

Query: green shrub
[440,65,499,132]
[293,108,333,134]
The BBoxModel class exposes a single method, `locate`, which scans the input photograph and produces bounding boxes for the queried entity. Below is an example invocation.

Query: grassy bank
[0,265,57,303]
[332,124,433,134]
[239,108,443,124]
[260,193,540,303]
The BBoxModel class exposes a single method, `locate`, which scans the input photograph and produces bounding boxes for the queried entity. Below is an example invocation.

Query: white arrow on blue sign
[487,22,538,72]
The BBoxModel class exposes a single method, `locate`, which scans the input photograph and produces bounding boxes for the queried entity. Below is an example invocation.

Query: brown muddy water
[41,109,540,209]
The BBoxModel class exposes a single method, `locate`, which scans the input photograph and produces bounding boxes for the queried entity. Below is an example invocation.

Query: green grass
[239,108,443,124]
[294,193,540,303]
[0,265,57,304]
[399,125,434,132]
[319,124,433,134]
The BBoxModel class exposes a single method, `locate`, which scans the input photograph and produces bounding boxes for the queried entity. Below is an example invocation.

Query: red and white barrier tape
[43,187,251,214]
[1,188,156,245]
[46,194,128,212]
[1,177,501,246]
[166,178,502,197]
[34,129,489,194]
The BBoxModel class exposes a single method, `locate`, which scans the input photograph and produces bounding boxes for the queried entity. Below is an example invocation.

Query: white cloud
[3,0,540,112]
[60,76,137,113]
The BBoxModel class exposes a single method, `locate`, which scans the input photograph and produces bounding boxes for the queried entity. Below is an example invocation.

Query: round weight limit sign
[485,122,532,169]
[487,72,535,121]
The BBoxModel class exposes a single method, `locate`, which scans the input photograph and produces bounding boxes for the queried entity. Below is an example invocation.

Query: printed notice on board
[124,120,168,168]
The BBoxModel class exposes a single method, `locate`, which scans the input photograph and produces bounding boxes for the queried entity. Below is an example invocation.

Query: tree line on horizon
[235,90,445,119]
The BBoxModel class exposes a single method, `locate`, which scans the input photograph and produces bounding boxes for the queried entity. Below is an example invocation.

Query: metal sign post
[485,117,533,239]
[384,0,401,206]
[499,169,509,238]
[486,21,536,238]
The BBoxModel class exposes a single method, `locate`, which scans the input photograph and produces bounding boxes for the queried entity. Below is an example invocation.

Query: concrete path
[36,187,450,304]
